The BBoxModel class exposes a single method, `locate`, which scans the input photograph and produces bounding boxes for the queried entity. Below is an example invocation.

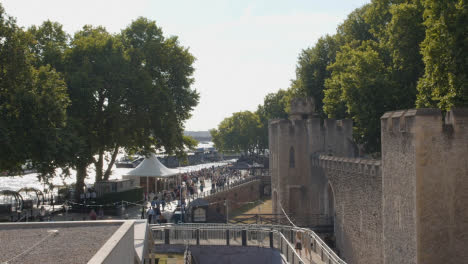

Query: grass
[149,253,184,264]
[229,198,272,224]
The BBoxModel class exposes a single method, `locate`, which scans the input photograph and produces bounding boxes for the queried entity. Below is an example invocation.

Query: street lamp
[64,202,69,221]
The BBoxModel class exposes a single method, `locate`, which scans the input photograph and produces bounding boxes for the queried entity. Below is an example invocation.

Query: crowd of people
[143,165,245,224]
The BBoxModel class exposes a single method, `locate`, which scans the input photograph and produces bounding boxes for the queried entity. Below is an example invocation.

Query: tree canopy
[0,5,69,175]
[210,111,261,155]
[0,4,199,196]
[213,0,467,155]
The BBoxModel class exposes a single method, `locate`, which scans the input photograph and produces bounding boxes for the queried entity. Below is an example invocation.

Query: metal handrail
[150,223,346,264]
[185,176,261,202]
[151,224,304,264]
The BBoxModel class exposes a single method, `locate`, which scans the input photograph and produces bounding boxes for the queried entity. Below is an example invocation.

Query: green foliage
[28,20,68,72]
[0,7,198,196]
[211,111,261,154]
[321,0,426,152]
[325,42,392,152]
[416,0,468,109]
[256,89,290,152]
[58,19,199,193]
[293,35,341,118]
[183,136,199,151]
[0,4,69,174]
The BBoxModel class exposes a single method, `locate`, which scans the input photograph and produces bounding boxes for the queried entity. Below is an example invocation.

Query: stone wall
[204,180,262,220]
[269,111,356,227]
[381,108,468,264]
[269,97,468,264]
[315,156,382,264]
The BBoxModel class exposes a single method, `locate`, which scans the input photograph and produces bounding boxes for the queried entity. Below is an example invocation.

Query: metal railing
[185,176,261,203]
[150,223,346,264]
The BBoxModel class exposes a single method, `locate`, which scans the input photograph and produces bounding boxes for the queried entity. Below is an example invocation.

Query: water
[0,159,234,192]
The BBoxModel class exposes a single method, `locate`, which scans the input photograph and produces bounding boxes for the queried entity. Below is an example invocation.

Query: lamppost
[64,202,69,221]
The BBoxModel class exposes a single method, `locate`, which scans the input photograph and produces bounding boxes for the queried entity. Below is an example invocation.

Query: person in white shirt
[147,206,155,224]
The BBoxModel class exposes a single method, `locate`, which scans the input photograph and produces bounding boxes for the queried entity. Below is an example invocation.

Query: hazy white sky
[2,0,369,131]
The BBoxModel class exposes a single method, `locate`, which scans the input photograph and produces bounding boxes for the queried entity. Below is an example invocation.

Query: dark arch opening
[289,146,295,168]
[326,182,335,225]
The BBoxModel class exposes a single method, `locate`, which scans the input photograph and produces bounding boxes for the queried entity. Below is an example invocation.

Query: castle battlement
[313,155,381,176]
[290,97,315,119]
[269,116,353,134]
[271,100,468,264]
[381,108,468,135]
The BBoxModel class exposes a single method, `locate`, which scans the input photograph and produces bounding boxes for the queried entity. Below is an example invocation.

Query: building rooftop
[0,220,142,264]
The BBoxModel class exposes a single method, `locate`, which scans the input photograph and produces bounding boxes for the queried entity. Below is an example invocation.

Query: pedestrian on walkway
[295,232,303,256]
[147,206,154,224]
[155,205,161,224]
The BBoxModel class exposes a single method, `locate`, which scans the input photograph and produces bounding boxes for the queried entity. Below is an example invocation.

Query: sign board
[193,207,206,222]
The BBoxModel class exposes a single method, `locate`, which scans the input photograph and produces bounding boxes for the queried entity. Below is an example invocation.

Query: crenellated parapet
[381,107,468,264]
[381,108,468,135]
[312,155,381,176]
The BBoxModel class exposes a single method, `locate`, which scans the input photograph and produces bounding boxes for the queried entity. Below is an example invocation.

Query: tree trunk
[95,149,104,182]
[103,145,119,181]
[75,163,87,201]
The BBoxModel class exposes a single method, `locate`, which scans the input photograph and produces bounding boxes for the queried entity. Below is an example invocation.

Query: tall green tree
[0,4,69,175]
[416,0,468,109]
[211,111,261,155]
[256,90,289,152]
[294,35,340,117]
[28,20,68,72]
[63,25,132,190]
[325,42,394,152]
[386,1,425,108]
[59,18,199,196]
[322,0,426,152]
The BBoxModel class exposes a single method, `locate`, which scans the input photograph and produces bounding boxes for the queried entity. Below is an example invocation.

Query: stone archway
[324,182,336,225]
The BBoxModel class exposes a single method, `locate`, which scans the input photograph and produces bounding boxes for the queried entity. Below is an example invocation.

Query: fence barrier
[149,223,346,264]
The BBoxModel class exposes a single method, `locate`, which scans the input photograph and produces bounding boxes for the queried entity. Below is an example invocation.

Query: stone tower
[381,108,468,264]
[269,97,355,225]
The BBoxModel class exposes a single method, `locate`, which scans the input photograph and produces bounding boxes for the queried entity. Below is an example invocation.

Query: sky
[1,0,369,131]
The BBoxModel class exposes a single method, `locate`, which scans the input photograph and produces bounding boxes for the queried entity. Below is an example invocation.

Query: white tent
[124,154,180,194]
[126,154,178,177]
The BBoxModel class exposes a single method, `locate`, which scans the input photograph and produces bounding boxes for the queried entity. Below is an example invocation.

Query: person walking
[295,232,303,256]
[147,206,154,224]
[89,209,97,220]
[155,205,161,224]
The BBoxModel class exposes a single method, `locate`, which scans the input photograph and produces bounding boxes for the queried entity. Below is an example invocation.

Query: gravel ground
[0,224,120,264]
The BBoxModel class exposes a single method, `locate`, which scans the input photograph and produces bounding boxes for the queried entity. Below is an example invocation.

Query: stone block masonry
[315,156,382,264]
[269,97,468,264]
[381,108,468,264]
[203,180,262,220]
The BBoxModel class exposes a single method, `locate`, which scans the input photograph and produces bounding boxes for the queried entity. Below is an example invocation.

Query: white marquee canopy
[124,154,180,194]
[126,154,179,178]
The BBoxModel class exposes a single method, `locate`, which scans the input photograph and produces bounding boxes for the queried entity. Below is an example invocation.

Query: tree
[28,20,68,72]
[292,35,341,118]
[385,1,425,109]
[211,111,261,155]
[62,25,132,190]
[416,0,468,109]
[324,42,393,152]
[0,4,69,175]
[256,90,290,152]
[59,18,199,196]
[322,0,426,152]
